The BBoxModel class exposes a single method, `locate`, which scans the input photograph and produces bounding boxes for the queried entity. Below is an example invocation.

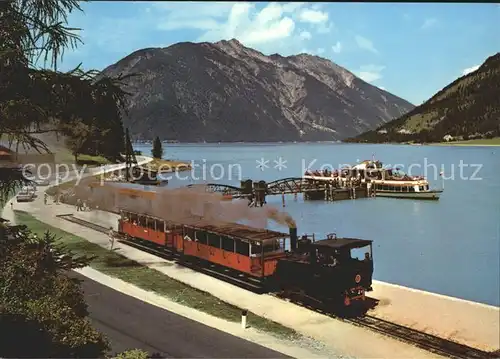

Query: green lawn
[14,211,299,340]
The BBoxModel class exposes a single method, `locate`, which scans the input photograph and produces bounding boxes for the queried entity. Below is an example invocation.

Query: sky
[58,1,500,105]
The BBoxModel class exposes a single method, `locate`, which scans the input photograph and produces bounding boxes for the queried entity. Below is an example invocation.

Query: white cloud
[298,8,328,23]
[355,64,385,83]
[462,65,479,76]
[331,41,342,54]
[379,86,386,90]
[299,31,312,40]
[154,2,316,47]
[69,2,336,63]
[421,18,438,30]
[316,48,325,55]
[355,35,378,54]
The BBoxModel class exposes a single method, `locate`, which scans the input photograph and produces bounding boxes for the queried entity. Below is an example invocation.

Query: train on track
[115,208,374,307]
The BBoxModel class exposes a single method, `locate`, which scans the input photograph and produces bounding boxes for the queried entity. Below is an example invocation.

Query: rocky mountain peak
[101,40,414,142]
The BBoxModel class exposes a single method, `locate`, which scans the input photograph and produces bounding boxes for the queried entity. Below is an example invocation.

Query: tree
[0,0,134,201]
[151,136,163,159]
[0,226,109,357]
[0,0,141,357]
[63,121,94,162]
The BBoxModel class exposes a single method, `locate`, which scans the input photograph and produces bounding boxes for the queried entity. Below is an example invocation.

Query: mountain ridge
[347,53,500,143]
[101,39,414,142]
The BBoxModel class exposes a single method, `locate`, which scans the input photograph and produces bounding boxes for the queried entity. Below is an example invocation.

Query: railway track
[58,214,499,359]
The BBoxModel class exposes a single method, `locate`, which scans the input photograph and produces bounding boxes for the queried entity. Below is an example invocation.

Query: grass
[434,137,500,146]
[143,158,192,173]
[54,147,112,166]
[14,211,299,340]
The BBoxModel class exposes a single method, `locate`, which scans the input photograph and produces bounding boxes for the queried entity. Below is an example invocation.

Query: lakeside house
[0,143,55,178]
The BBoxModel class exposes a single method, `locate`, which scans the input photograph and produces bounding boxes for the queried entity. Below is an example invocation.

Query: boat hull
[375,190,442,200]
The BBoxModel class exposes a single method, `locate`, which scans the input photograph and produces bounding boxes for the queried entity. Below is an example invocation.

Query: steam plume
[80,182,296,230]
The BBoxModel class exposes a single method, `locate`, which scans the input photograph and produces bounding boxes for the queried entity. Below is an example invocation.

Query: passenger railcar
[116,208,374,307]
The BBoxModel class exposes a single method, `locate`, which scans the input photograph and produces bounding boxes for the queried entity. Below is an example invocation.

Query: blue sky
[59,1,500,105]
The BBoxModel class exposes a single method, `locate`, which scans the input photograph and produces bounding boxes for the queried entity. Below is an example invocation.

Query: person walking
[108,227,115,250]
[44,193,48,205]
[76,198,82,211]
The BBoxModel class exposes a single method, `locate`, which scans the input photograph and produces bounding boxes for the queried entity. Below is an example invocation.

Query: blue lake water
[132,143,500,307]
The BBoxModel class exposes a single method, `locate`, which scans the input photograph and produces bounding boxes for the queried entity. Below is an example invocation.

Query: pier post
[282,192,285,207]
[241,309,248,329]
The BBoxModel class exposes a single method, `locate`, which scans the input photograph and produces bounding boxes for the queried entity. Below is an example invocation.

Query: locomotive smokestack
[289,226,298,251]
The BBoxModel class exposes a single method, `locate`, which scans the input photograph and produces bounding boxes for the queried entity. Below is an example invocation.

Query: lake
[133,142,500,307]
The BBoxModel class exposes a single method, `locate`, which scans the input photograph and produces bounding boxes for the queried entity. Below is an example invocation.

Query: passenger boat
[304,159,443,200]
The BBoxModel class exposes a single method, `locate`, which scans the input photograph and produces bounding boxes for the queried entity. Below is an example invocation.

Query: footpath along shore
[5,161,500,357]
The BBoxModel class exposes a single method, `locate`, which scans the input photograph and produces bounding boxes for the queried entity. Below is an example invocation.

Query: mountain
[347,53,500,143]
[101,39,414,142]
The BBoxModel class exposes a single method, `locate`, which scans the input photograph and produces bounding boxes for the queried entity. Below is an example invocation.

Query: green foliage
[0,0,133,199]
[0,224,109,357]
[114,349,150,359]
[151,136,164,159]
[347,53,500,143]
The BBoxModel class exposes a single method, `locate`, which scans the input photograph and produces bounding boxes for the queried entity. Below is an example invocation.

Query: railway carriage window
[156,220,164,232]
[195,231,208,244]
[138,216,146,227]
[207,233,221,248]
[184,228,195,241]
[130,213,138,224]
[235,239,250,256]
[221,236,234,252]
[250,241,262,256]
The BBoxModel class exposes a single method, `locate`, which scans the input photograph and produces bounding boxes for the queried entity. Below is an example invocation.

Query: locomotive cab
[275,233,373,307]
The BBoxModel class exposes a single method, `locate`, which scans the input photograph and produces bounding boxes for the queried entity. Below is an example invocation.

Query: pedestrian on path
[108,227,115,250]
[44,193,48,205]
[10,202,13,211]
[76,198,82,211]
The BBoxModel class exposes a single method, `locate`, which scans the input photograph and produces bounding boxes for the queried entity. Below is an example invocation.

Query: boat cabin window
[195,231,208,244]
[403,186,408,192]
[419,186,425,191]
[221,236,234,252]
[235,240,250,256]
[409,186,415,192]
[207,232,220,248]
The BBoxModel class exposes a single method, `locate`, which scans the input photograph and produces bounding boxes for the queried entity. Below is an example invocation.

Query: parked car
[16,190,34,202]
[34,178,50,186]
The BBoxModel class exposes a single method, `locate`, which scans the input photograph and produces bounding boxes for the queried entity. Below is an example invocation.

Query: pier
[186,177,372,206]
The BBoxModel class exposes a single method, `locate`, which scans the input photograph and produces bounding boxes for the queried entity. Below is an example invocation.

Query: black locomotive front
[274,229,373,307]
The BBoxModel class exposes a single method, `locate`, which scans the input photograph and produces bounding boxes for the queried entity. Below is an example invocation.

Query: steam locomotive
[116,208,374,307]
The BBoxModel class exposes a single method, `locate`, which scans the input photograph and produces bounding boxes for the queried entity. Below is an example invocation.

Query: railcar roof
[120,209,289,242]
[193,223,290,241]
[312,237,372,250]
